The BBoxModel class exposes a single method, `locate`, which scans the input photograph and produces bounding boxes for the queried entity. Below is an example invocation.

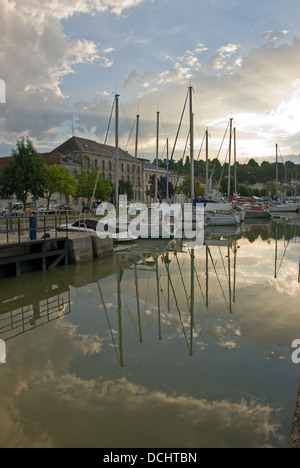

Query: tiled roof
[54,136,140,163]
[40,151,61,166]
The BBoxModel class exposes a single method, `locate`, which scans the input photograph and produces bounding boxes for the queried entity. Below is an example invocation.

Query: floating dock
[0,232,113,277]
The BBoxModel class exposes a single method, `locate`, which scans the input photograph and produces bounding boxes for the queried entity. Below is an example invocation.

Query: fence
[0,213,70,245]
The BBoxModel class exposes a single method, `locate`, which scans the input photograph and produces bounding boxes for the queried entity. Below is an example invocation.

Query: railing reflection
[0,292,71,342]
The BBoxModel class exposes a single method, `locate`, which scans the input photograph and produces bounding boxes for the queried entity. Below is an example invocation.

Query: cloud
[262,30,290,41]
[0,318,284,448]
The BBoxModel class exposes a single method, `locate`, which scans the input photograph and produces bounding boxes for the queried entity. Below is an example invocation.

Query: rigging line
[210,120,230,185]
[160,116,169,141]
[188,248,206,306]
[218,246,229,280]
[120,288,140,339]
[104,100,115,145]
[173,130,190,198]
[218,146,229,188]
[206,246,230,312]
[160,89,189,202]
[97,281,120,365]
[175,255,190,307]
[163,258,189,351]
[125,119,136,152]
[276,239,290,277]
[196,131,206,162]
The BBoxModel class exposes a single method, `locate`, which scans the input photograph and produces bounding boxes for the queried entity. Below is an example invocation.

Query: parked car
[37,204,55,214]
[1,202,37,216]
[82,201,101,213]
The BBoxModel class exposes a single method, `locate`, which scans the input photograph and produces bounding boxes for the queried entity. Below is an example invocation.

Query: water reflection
[0,218,299,448]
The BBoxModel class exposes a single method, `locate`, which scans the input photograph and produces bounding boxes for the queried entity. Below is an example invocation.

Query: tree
[75,167,112,201]
[43,165,77,209]
[0,137,46,209]
[148,175,175,200]
[264,182,277,198]
[176,175,205,198]
[118,180,134,200]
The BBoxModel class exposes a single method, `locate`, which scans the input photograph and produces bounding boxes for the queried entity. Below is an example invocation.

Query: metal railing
[0,213,70,245]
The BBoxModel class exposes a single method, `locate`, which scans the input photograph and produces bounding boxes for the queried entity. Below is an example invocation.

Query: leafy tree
[176,175,205,198]
[75,167,112,201]
[148,174,175,200]
[237,184,254,197]
[118,180,134,200]
[0,137,46,209]
[43,165,76,208]
[220,177,235,196]
[264,182,277,198]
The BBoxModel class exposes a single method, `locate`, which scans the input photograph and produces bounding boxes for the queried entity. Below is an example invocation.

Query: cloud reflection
[0,319,284,448]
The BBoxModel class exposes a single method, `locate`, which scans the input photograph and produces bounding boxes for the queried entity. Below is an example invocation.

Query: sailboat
[269,144,299,213]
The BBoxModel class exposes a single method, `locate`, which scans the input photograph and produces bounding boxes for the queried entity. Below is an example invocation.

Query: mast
[234,127,237,196]
[166,138,169,200]
[135,265,143,343]
[115,94,120,211]
[227,118,233,199]
[155,111,160,201]
[155,255,163,340]
[276,143,279,198]
[205,129,209,196]
[117,267,124,367]
[190,248,195,356]
[189,86,194,201]
[134,114,140,201]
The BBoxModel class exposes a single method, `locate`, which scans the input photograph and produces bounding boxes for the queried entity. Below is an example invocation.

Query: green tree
[176,175,204,198]
[75,167,112,201]
[43,165,77,209]
[118,180,134,200]
[0,137,46,209]
[264,182,277,198]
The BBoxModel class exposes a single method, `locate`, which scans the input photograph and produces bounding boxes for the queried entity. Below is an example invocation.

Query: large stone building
[0,136,188,208]
[51,136,144,200]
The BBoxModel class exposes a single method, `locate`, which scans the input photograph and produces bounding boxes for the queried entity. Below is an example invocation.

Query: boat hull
[269,205,299,213]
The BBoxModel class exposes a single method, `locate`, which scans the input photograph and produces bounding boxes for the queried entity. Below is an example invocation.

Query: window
[94,159,98,168]
[127,175,130,183]
[137,166,141,174]
[121,163,124,172]
[127,164,130,173]
[102,160,105,170]
[109,161,112,171]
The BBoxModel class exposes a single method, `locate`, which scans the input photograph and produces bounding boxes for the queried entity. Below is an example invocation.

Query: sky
[0,0,300,164]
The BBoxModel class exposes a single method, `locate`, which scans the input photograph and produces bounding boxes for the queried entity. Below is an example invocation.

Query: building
[0,136,187,208]
[52,136,144,201]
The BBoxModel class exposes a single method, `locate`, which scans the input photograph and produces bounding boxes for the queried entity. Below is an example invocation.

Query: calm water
[0,216,299,448]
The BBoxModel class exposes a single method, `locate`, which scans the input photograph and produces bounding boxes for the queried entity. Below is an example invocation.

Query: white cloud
[262,30,290,41]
